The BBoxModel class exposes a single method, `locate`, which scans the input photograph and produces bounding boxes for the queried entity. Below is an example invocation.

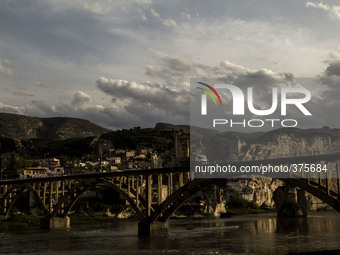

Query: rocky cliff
[191,127,340,215]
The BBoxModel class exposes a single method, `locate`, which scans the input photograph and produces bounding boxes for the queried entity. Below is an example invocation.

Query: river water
[0,211,339,255]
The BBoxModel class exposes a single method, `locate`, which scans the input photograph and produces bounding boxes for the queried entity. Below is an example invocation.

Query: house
[126,150,135,158]
[30,157,61,167]
[48,166,65,176]
[135,154,146,160]
[107,157,121,164]
[115,149,126,155]
[140,149,148,155]
[110,166,119,172]
[18,167,48,178]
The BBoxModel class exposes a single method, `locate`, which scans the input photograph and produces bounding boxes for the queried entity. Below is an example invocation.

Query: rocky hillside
[191,126,340,162]
[190,126,340,213]
[0,113,110,140]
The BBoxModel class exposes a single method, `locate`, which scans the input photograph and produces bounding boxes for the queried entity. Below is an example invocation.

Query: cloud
[324,61,340,77]
[145,52,199,81]
[12,91,34,97]
[306,1,340,19]
[150,8,159,17]
[71,91,91,106]
[95,77,189,116]
[20,99,137,130]
[137,9,148,21]
[162,19,177,27]
[0,103,23,114]
[146,7,177,28]
[35,82,54,89]
[145,51,292,86]
[180,12,191,20]
[0,59,14,76]
[83,2,108,15]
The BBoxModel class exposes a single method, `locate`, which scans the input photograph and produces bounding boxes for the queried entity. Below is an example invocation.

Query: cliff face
[242,129,340,161]
[191,127,340,162]
[191,127,340,214]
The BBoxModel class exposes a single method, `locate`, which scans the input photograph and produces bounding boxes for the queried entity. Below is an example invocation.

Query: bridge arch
[284,178,340,212]
[151,179,219,222]
[150,177,340,222]
[52,179,145,219]
[0,185,47,217]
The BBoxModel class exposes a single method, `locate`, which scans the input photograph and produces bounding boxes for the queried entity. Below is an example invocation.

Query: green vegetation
[75,198,128,214]
[227,197,273,215]
[229,197,259,209]
[0,212,132,230]
[227,208,272,215]
[8,152,30,170]
[0,214,42,229]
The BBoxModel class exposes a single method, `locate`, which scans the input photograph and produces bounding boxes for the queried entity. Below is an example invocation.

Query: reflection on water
[0,211,340,255]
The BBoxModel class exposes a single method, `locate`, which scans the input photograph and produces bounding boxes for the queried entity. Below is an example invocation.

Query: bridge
[1,153,340,236]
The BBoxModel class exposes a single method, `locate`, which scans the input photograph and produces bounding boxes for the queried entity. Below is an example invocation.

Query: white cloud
[150,8,159,17]
[134,0,153,4]
[83,2,107,15]
[162,19,177,28]
[306,1,340,19]
[71,91,92,107]
[181,12,191,20]
[145,51,291,85]
[95,77,189,116]
[0,59,14,76]
[137,9,147,21]
[0,103,23,114]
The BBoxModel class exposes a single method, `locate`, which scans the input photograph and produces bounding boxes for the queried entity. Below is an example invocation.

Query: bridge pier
[138,220,151,236]
[138,220,169,236]
[274,186,307,217]
[41,216,70,230]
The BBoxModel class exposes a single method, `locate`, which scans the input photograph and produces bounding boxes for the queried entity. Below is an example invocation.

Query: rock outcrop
[190,127,340,214]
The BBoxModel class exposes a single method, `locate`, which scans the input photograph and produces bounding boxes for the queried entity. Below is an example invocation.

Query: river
[0,211,339,255]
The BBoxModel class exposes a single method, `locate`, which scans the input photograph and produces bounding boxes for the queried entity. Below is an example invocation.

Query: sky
[0,0,340,130]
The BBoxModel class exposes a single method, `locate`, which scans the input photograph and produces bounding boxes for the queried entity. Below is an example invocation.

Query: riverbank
[0,208,274,230]
[226,207,275,215]
[0,213,134,230]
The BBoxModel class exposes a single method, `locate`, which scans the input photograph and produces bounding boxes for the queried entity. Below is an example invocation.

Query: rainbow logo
[196,82,222,106]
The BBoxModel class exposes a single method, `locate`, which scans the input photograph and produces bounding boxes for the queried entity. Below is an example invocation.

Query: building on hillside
[30,157,61,167]
[140,149,148,155]
[107,157,121,164]
[18,167,48,178]
[48,166,65,176]
[126,150,135,158]
[115,149,126,155]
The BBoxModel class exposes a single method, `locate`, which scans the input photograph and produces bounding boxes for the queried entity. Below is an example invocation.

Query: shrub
[229,197,259,209]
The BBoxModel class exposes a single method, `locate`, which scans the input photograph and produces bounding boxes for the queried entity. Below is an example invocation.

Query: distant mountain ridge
[0,113,110,140]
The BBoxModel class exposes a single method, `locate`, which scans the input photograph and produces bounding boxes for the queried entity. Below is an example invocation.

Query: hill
[0,113,110,140]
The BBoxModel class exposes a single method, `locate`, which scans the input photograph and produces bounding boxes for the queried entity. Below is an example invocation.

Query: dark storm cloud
[325,61,340,77]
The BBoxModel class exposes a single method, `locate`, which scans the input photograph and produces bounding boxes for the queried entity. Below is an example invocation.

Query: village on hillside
[10,135,190,180]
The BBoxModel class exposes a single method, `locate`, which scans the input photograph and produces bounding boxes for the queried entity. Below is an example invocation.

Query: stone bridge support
[41,216,70,230]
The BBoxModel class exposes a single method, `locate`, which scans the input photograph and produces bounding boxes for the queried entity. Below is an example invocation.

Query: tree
[8,153,29,170]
